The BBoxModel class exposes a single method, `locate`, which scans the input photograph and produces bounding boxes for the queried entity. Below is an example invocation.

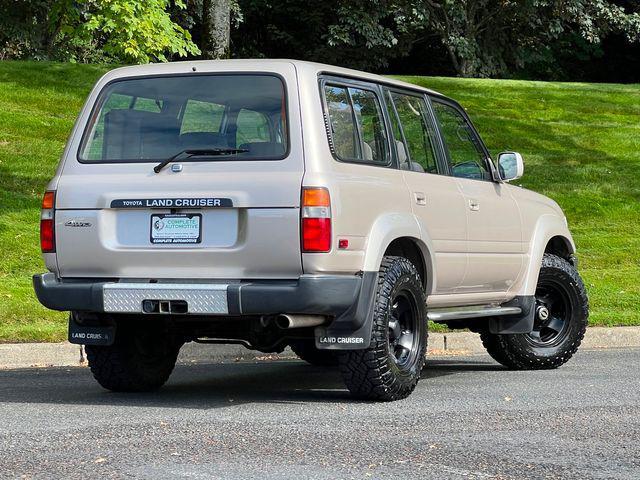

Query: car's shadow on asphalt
[0,356,502,409]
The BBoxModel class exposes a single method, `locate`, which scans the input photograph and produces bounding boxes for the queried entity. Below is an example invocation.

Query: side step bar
[427,305,522,322]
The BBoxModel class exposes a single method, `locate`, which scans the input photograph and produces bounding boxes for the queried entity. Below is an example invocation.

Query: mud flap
[314,272,377,350]
[488,295,536,334]
[68,314,115,346]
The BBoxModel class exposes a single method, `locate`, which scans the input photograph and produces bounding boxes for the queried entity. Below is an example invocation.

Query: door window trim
[319,76,393,168]
[384,89,413,166]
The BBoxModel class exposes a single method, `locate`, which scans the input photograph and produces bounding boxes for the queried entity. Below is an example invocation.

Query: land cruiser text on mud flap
[33,60,589,401]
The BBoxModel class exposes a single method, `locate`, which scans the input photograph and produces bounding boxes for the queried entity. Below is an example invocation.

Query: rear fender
[318,213,433,350]
[362,213,435,292]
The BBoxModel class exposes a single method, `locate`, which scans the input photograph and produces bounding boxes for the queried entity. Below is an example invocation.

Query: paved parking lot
[0,348,639,479]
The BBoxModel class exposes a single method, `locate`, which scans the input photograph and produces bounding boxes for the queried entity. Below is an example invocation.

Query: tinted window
[82,93,162,160]
[324,86,356,159]
[133,97,162,113]
[236,108,270,145]
[387,91,439,173]
[324,84,388,164]
[432,101,489,180]
[180,99,225,134]
[79,75,287,162]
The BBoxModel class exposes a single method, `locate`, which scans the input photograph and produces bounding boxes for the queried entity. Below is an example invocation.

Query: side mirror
[497,151,524,182]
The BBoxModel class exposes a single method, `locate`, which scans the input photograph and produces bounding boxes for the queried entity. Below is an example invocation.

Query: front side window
[386,91,439,174]
[79,74,287,162]
[432,101,489,180]
[324,84,388,165]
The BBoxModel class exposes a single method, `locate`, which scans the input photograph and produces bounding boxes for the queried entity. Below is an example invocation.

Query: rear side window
[386,91,439,174]
[323,84,388,165]
[79,74,288,162]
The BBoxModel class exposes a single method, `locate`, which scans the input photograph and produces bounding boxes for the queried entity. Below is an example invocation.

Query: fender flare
[362,213,436,293]
[519,214,576,296]
[319,214,435,350]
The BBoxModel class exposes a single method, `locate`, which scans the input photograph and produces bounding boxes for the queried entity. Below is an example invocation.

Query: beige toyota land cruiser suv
[34,60,589,401]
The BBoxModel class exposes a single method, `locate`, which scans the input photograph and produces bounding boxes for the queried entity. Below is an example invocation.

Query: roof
[103,59,444,97]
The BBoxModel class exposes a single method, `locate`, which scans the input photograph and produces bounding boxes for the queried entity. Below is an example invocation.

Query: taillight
[301,187,331,252]
[40,191,56,253]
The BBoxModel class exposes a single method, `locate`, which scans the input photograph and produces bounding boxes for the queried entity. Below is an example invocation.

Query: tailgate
[53,67,304,280]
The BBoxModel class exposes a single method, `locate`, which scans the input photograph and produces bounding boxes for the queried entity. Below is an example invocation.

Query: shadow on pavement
[0,356,501,410]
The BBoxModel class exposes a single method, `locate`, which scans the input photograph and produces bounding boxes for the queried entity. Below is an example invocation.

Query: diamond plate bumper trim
[103,283,228,314]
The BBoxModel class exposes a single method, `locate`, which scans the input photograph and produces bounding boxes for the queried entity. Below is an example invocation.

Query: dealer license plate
[150,214,201,244]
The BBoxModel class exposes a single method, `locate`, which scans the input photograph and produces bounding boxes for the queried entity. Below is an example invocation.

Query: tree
[200,0,231,59]
[234,0,410,70]
[326,0,640,77]
[2,0,639,80]
[0,0,200,63]
[0,0,77,61]
[84,0,200,63]
[414,0,640,77]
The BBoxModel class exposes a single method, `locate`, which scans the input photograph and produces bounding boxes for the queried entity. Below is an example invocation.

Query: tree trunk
[201,0,231,59]
[445,44,463,76]
[459,57,474,77]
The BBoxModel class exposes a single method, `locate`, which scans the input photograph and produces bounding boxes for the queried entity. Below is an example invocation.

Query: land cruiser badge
[64,220,92,227]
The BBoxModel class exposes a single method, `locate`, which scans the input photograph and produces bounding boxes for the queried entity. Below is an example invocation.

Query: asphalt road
[0,348,638,480]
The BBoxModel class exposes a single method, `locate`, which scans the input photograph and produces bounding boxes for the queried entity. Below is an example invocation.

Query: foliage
[232,0,640,78]
[83,0,200,63]
[234,0,407,70]
[325,0,640,77]
[0,60,639,341]
[2,0,640,77]
[0,0,200,63]
[233,1,334,62]
[0,0,60,60]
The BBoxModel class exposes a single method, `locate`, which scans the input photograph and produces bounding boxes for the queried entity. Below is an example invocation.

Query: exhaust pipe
[275,314,326,329]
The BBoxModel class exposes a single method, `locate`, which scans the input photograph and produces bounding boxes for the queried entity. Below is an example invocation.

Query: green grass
[0,61,638,341]
[0,61,112,342]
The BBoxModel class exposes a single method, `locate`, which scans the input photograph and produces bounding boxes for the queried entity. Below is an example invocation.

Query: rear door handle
[468,199,480,211]
[414,192,427,206]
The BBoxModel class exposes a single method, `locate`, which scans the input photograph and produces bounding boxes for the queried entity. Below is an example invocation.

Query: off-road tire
[289,340,339,366]
[85,321,182,392]
[481,253,589,370]
[339,256,428,401]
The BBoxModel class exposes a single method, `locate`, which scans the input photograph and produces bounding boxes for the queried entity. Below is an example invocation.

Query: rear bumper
[33,272,377,349]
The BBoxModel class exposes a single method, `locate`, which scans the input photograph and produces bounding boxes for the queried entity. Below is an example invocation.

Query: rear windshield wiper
[153,148,249,173]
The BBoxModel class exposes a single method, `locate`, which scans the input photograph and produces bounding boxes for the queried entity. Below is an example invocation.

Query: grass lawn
[0,61,638,342]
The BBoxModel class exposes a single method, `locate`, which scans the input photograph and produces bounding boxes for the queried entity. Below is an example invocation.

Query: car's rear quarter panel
[295,63,416,276]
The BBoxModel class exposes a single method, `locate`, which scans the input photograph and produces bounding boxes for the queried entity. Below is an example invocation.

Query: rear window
[79,74,288,162]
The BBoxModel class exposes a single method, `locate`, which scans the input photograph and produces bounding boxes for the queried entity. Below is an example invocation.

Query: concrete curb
[1,326,638,370]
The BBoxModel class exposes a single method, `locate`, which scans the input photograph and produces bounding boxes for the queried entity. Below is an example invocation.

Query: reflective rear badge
[110,197,233,208]
[318,336,364,345]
